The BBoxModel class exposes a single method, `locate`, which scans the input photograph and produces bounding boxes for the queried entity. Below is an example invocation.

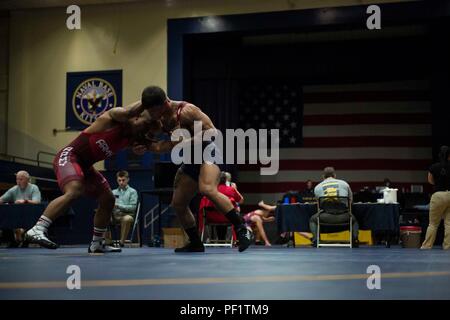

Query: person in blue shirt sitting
[0,170,41,247]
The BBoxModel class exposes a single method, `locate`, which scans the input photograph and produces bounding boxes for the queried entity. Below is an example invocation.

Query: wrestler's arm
[144,105,208,153]
[146,140,178,154]
[176,104,217,145]
[131,138,174,155]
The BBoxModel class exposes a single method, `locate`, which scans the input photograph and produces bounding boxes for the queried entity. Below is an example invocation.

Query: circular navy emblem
[72,78,117,125]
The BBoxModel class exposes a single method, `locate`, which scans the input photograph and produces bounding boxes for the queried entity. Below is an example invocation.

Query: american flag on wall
[237,80,432,209]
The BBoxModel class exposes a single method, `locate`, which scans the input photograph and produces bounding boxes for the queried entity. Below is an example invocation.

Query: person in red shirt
[217,172,244,206]
[25,97,159,253]
[198,172,243,241]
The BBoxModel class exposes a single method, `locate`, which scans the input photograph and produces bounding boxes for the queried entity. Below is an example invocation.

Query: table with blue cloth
[0,203,46,229]
[276,203,400,246]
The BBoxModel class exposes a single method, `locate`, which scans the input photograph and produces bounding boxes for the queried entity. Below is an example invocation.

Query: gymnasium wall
[6,0,412,169]
[0,11,8,155]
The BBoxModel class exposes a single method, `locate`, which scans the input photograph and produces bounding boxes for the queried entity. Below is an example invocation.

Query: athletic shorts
[53,146,111,198]
[179,141,224,182]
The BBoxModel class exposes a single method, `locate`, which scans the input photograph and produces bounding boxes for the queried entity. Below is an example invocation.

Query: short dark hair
[116,170,129,179]
[141,86,167,108]
[323,167,336,179]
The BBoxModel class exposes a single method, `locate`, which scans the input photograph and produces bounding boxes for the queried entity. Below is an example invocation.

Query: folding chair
[129,201,141,245]
[109,202,141,247]
[316,196,352,248]
[198,196,236,248]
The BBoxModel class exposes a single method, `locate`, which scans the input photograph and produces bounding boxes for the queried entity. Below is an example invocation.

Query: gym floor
[0,246,449,300]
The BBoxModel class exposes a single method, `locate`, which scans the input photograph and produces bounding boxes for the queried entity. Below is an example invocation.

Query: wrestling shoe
[88,240,122,253]
[174,242,205,253]
[236,226,254,252]
[25,227,59,249]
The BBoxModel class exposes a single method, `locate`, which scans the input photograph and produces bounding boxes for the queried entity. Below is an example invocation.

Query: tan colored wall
[0,12,8,154]
[7,0,412,169]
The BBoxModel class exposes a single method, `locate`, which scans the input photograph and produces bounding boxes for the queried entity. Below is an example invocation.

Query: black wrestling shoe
[20,240,30,248]
[174,242,205,253]
[352,239,360,248]
[236,226,253,252]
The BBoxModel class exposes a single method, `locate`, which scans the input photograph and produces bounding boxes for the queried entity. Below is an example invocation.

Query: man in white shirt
[0,170,41,247]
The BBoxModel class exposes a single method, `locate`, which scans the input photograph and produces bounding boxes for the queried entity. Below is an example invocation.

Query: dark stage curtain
[191,78,240,176]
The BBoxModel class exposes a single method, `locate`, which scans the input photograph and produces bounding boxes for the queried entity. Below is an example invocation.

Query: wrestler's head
[141,86,169,118]
[128,110,151,134]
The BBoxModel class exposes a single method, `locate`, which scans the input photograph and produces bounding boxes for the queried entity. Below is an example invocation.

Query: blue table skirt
[276,203,400,233]
[0,203,47,229]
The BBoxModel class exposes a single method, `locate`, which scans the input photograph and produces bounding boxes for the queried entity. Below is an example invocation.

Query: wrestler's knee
[122,215,134,223]
[198,183,217,198]
[171,199,188,214]
[64,181,84,201]
[252,215,263,224]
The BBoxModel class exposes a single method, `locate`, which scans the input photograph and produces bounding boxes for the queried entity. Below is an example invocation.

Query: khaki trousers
[421,191,450,250]
[105,212,135,244]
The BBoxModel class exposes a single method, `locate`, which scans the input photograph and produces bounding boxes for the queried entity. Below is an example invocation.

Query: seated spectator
[198,172,243,240]
[220,171,241,211]
[0,171,41,205]
[106,171,138,247]
[309,167,359,247]
[301,180,316,203]
[0,170,41,247]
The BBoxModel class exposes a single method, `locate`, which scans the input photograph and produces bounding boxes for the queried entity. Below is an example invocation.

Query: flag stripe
[239,159,430,171]
[303,80,429,93]
[303,113,431,125]
[303,124,431,137]
[304,102,430,115]
[277,147,432,160]
[303,91,429,103]
[302,136,431,148]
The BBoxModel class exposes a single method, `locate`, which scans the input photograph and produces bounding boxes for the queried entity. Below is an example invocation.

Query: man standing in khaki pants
[108,171,138,247]
[421,146,450,250]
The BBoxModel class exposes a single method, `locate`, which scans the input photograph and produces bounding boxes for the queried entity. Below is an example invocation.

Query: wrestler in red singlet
[25,97,157,252]
[54,124,130,197]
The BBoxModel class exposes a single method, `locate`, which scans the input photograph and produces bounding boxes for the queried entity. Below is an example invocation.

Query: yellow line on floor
[1,271,450,289]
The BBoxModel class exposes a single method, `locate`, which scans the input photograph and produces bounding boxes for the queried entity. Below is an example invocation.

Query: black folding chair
[317,196,352,248]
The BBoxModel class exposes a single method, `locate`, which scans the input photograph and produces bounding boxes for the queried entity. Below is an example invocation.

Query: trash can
[400,226,422,248]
